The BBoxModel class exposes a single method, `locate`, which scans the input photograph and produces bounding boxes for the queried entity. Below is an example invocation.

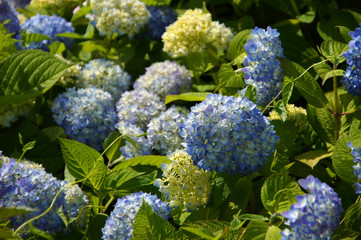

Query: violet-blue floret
[21,14,74,50]
[116,89,165,130]
[0,0,20,34]
[241,26,284,106]
[115,122,152,159]
[101,191,170,240]
[51,87,117,151]
[342,24,361,97]
[147,105,189,155]
[281,175,343,240]
[179,94,279,174]
[143,5,177,40]
[0,152,88,234]
[133,60,192,100]
[347,142,361,194]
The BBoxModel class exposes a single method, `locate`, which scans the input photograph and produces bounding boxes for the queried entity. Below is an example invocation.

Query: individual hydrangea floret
[116,89,165,130]
[162,9,233,57]
[180,94,279,174]
[90,0,150,37]
[147,106,189,155]
[21,14,74,50]
[347,142,361,194]
[241,26,284,106]
[101,192,170,240]
[0,0,20,34]
[342,24,361,97]
[143,5,177,40]
[154,149,212,211]
[76,59,131,100]
[281,175,343,240]
[115,122,152,159]
[51,87,117,150]
[268,104,308,132]
[0,100,34,127]
[133,61,192,99]
[0,153,88,234]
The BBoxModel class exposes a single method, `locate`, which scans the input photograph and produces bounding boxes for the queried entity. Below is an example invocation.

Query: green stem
[102,195,115,213]
[333,63,340,142]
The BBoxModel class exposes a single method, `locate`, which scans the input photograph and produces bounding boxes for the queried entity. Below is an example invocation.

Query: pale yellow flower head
[0,100,34,127]
[269,104,308,132]
[154,149,213,211]
[30,0,78,10]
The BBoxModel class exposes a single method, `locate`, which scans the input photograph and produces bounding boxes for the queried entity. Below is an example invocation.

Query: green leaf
[307,104,335,144]
[279,58,328,108]
[22,140,36,152]
[112,155,171,171]
[0,50,70,107]
[274,101,287,122]
[227,29,251,62]
[261,173,304,213]
[265,226,282,240]
[212,175,232,208]
[317,20,344,42]
[260,0,299,17]
[323,69,345,84]
[71,6,91,24]
[336,26,353,43]
[297,10,316,23]
[186,52,214,78]
[313,62,332,85]
[48,41,66,55]
[103,131,125,163]
[243,84,257,104]
[0,228,15,239]
[295,149,332,169]
[332,133,356,183]
[181,220,239,239]
[87,214,108,240]
[216,64,244,92]
[349,113,361,146]
[238,214,269,221]
[243,220,268,240]
[319,40,348,65]
[180,226,220,239]
[164,92,210,105]
[282,76,294,105]
[0,207,35,222]
[21,33,50,46]
[41,126,66,142]
[113,170,157,194]
[105,168,145,190]
[343,201,361,233]
[133,200,176,239]
[58,138,107,190]
[139,0,171,5]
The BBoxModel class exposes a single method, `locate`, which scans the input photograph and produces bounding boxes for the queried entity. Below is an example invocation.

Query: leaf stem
[333,63,340,142]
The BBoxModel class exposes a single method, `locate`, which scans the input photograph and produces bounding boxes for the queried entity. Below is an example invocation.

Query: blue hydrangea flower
[115,122,152,159]
[147,106,189,155]
[281,175,343,240]
[342,24,361,97]
[0,0,20,34]
[116,89,165,130]
[143,5,177,40]
[21,14,74,50]
[179,94,279,174]
[347,142,361,194]
[241,26,284,106]
[101,192,171,240]
[77,59,132,100]
[0,153,88,234]
[133,61,192,100]
[51,87,117,151]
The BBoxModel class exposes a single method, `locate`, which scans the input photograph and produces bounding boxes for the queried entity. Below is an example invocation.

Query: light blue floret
[179,94,279,174]
[347,142,361,194]
[342,24,361,97]
[241,26,284,106]
[21,14,74,50]
[51,87,117,150]
[281,175,343,240]
[115,122,152,159]
[147,105,189,155]
[101,192,170,240]
[143,6,177,40]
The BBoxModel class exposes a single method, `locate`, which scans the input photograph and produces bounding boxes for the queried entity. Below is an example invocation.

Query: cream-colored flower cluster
[154,149,212,211]
[162,9,233,57]
[269,104,308,132]
[90,0,150,37]
[0,100,34,127]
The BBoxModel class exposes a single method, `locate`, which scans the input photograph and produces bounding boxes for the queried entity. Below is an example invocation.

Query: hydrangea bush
[1,0,361,239]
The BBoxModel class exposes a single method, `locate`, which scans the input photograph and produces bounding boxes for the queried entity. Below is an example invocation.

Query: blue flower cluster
[101,191,170,240]
[77,59,132,100]
[348,142,361,194]
[179,94,279,174]
[21,14,74,50]
[116,122,152,159]
[133,60,192,100]
[51,87,117,151]
[147,106,189,155]
[342,24,361,97]
[116,89,165,130]
[241,26,284,106]
[0,153,88,234]
[143,5,177,40]
[281,175,343,239]
[0,0,20,34]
